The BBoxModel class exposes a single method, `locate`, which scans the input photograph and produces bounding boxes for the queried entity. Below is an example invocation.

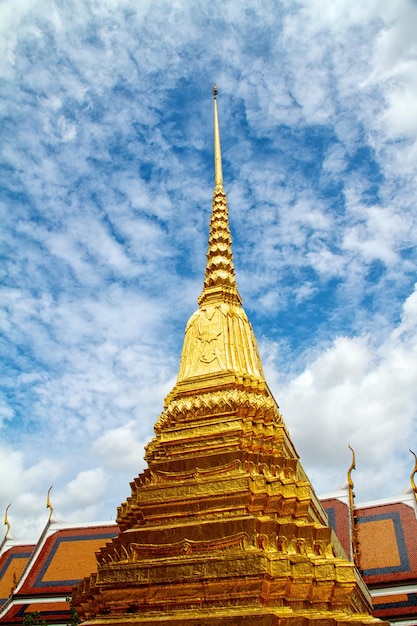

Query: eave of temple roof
[0,518,118,623]
[14,519,117,596]
[0,545,34,607]
[355,487,417,516]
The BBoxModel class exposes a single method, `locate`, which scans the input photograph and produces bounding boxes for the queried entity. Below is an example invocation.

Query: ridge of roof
[355,487,417,515]
[8,518,117,599]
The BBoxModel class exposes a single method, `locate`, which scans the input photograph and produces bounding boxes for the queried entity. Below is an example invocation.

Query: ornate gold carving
[176,302,264,383]
[129,533,248,559]
[155,458,242,482]
[197,307,223,365]
[156,389,280,433]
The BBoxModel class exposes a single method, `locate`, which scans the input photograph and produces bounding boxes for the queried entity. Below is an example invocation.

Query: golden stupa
[73,87,387,626]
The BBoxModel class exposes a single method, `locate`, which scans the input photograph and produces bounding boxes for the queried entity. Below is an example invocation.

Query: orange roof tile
[357,502,417,585]
[0,546,33,605]
[19,524,117,594]
[0,523,118,625]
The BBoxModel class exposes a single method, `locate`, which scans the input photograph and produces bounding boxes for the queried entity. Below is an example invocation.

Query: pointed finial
[197,85,241,307]
[410,449,417,503]
[347,445,359,566]
[347,444,356,488]
[213,83,223,186]
[46,485,54,521]
[4,503,11,539]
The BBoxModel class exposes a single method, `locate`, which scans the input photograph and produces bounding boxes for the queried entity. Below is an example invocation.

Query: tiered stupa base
[74,382,385,626]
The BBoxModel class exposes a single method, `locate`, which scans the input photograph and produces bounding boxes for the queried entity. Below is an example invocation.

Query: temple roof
[0,519,117,625]
[321,474,417,624]
[0,544,34,607]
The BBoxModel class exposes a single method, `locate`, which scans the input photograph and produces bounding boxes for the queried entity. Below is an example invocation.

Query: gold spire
[199,85,241,307]
[173,86,264,388]
[213,83,223,186]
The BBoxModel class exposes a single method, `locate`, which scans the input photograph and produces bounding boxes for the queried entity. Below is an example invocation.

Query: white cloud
[1,0,417,542]
[275,284,417,499]
[93,422,147,471]
[0,444,64,539]
[61,468,108,509]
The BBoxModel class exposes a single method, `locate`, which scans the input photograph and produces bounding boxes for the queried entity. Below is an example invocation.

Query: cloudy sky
[1,0,417,541]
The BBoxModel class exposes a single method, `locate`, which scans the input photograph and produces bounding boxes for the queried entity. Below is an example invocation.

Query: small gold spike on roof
[347,445,359,565]
[410,449,417,504]
[46,485,54,521]
[3,503,11,539]
[347,444,356,490]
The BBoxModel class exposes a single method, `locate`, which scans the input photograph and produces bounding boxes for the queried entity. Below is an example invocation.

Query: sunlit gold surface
[73,90,387,626]
[175,173,264,390]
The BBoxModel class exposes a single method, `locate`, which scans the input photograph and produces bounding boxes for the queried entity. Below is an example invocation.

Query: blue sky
[1,0,417,540]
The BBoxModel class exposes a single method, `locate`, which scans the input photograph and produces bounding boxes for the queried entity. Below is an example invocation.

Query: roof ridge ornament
[3,503,11,539]
[347,444,359,566]
[410,449,417,504]
[0,503,12,553]
[46,485,54,521]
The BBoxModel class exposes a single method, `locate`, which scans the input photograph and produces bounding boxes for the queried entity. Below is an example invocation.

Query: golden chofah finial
[347,444,356,488]
[46,485,54,521]
[347,445,359,566]
[410,449,417,503]
[3,503,11,538]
